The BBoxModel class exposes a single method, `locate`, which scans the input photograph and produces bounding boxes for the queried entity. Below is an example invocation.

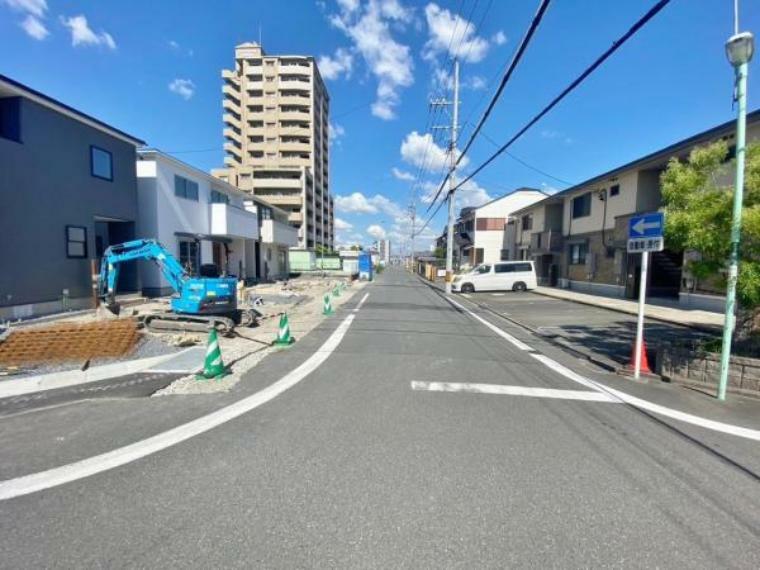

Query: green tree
[661,140,760,335]
[433,246,446,259]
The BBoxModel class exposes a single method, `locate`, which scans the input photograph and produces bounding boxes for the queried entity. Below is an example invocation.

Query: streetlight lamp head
[726,31,755,66]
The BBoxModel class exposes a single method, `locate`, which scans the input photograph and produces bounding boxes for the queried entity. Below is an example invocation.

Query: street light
[717,29,754,401]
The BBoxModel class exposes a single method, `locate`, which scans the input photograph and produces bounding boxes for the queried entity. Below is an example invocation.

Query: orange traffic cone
[629,339,652,374]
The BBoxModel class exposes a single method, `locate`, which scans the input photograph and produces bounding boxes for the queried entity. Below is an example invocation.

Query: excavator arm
[98,239,188,312]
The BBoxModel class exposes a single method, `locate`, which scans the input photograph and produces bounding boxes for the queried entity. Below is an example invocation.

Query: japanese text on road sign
[627,212,664,253]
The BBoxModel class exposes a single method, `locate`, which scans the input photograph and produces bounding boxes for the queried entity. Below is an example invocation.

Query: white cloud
[168,39,180,50]
[419,178,492,210]
[392,167,415,181]
[318,47,354,80]
[492,30,507,46]
[334,217,353,231]
[337,0,360,13]
[423,3,490,63]
[367,224,387,239]
[335,192,405,222]
[400,130,469,172]
[20,14,47,39]
[3,0,46,17]
[329,0,414,120]
[60,15,116,49]
[541,129,573,145]
[168,78,195,100]
[469,75,486,90]
[328,122,346,145]
[433,67,487,92]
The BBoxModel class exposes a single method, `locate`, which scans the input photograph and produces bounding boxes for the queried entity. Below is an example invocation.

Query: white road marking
[353,292,370,312]
[491,293,505,297]
[445,293,760,442]
[0,314,357,501]
[411,381,619,402]
[447,297,532,351]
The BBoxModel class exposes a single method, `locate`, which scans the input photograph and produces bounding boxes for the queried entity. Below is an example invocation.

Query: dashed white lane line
[411,381,620,402]
[0,313,357,501]
[353,292,370,312]
[444,293,760,442]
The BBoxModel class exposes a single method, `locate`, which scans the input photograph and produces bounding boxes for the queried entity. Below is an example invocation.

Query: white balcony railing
[261,219,299,247]
[210,203,259,240]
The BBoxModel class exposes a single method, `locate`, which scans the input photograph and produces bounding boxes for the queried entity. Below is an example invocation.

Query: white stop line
[411,381,620,402]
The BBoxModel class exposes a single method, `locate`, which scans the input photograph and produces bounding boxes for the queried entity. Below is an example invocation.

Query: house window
[500,249,510,261]
[570,243,588,265]
[0,97,22,142]
[90,146,113,181]
[521,215,533,231]
[609,184,620,197]
[210,190,230,204]
[174,175,199,201]
[572,193,591,218]
[66,225,87,258]
[178,239,199,274]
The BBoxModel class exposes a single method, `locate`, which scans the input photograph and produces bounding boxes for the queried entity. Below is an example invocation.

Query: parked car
[452,261,537,293]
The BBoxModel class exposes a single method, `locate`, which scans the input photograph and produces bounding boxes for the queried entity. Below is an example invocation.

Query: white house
[453,188,546,266]
[136,150,296,296]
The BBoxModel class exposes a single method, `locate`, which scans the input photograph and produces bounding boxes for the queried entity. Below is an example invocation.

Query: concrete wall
[563,171,638,236]
[0,98,138,317]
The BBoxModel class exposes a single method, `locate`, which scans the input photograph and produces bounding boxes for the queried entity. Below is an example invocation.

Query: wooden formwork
[0,319,140,366]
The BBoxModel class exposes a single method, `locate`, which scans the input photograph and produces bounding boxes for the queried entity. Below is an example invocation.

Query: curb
[531,289,720,333]
[0,347,200,399]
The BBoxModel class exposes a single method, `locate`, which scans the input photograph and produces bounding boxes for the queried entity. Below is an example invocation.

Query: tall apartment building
[212,42,334,250]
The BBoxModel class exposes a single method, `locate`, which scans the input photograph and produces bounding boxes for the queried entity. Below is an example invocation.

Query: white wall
[474,191,545,263]
[563,170,638,236]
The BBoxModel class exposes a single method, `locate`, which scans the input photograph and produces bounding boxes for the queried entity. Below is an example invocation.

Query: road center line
[411,381,620,402]
[0,313,357,501]
[445,292,760,442]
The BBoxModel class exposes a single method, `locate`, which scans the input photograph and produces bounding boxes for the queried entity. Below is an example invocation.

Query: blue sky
[2,0,759,251]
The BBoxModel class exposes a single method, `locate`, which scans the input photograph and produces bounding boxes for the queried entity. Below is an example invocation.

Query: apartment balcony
[246,81,264,91]
[279,95,311,106]
[222,69,237,80]
[210,203,259,240]
[255,193,302,207]
[278,157,310,167]
[222,98,240,115]
[223,113,241,129]
[222,84,241,101]
[279,80,311,91]
[279,126,311,137]
[279,111,310,122]
[280,141,311,152]
[251,177,302,189]
[279,64,311,75]
[223,155,239,167]
[529,230,564,254]
[288,211,303,224]
[261,219,299,247]
[223,128,241,145]
[245,66,263,76]
[223,142,242,160]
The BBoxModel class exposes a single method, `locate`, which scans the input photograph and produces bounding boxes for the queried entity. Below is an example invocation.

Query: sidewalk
[534,286,723,331]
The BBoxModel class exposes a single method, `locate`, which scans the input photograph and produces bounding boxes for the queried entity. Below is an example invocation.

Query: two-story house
[0,74,144,320]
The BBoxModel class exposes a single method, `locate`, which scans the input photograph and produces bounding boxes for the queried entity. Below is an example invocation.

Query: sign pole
[634,250,649,380]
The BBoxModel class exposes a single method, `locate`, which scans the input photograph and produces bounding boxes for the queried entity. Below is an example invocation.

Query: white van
[452,261,537,293]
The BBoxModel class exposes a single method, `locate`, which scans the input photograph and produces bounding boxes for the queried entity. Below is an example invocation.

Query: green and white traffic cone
[273,313,295,346]
[333,285,341,298]
[197,328,227,380]
[323,294,334,316]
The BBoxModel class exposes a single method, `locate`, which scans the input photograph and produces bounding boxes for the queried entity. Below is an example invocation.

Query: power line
[445,0,672,198]
[479,130,574,186]
[426,0,552,212]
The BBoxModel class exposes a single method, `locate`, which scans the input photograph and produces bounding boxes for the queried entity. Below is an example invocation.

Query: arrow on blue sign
[629,212,664,239]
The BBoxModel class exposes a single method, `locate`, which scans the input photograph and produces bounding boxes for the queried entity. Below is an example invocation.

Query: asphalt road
[1,267,759,568]
[461,290,711,366]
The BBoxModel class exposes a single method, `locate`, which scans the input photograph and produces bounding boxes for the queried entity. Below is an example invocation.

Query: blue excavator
[98,238,257,334]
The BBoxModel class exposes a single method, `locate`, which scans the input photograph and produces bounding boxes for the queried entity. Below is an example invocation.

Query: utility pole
[431,59,460,294]
[718,3,754,401]
[409,203,416,273]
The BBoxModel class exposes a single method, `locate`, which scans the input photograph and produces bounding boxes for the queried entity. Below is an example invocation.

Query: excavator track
[142,313,237,336]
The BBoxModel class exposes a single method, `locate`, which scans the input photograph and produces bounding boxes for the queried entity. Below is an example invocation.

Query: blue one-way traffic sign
[627,212,664,254]
[629,212,664,239]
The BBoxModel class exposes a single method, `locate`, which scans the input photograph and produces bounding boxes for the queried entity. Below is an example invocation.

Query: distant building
[453,188,546,267]
[0,74,144,319]
[212,41,334,251]
[376,239,391,265]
